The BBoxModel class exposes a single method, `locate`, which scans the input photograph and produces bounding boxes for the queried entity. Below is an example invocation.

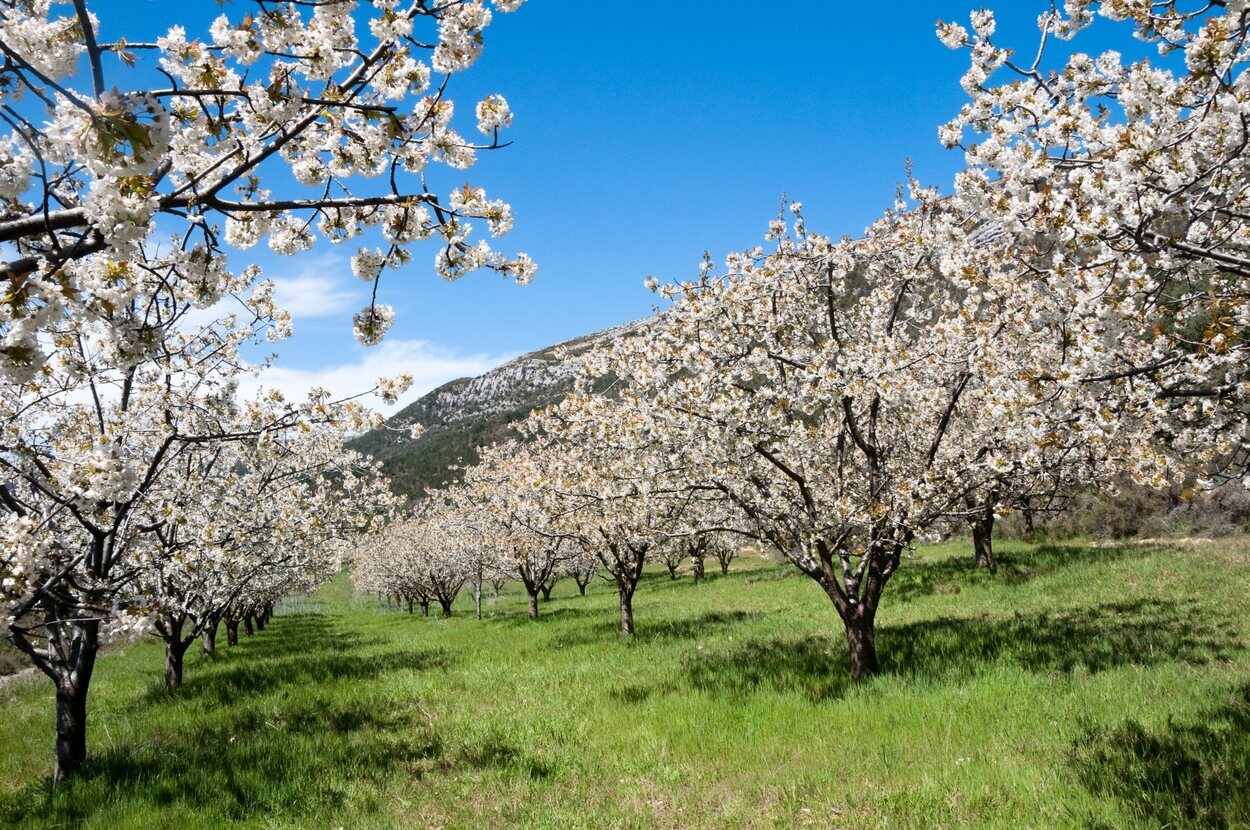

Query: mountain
[349,317,652,498]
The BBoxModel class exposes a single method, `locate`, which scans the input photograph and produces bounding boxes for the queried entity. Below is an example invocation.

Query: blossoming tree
[0,0,533,372]
[939,1,1250,481]
[574,200,1135,678]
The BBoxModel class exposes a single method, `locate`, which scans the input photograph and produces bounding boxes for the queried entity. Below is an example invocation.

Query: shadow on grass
[1071,684,1250,829]
[142,612,446,707]
[1,609,488,827]
[683,599,1241,702]
[888,543,1160,603]
[493,604,603,628]
[3,673,446,826]
[547,609,763,650]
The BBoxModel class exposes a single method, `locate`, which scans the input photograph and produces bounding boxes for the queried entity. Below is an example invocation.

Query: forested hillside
[349,318,651,497]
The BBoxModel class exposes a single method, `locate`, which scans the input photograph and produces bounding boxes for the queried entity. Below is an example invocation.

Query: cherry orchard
[940,0,1250,480]
[462,441,568,620]
[568,199,1140,678]
[0,0,533,376]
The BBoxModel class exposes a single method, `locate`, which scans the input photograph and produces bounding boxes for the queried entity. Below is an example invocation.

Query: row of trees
[357,2,1248,682]
[0,0,531,782]
[350,447,745,628]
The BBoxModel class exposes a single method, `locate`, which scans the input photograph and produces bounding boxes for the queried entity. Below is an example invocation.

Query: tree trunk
[201,619,218,657]
[438,598,453,618]
[843,610,879,681]
[618,587,635,636]
[225,617,239,647]
[973,499,996,572]
[577,581,587,596]
[527,589,540,621]
[49,618,100,784]
[163,637,191,691]
[420,600,430,617]
[540,579,555,602]
[254,613,266,632]
[243,616,254,636]
[406,597,414,614]
[665,562,679,580]
[54,676,90,784]
[692,555,705,584]
[474,576,483,621]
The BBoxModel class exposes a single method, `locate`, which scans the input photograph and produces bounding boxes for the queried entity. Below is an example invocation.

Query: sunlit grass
[2,537,1249,828]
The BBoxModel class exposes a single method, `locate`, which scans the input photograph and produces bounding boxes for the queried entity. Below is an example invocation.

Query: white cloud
[236,338,514,417]
[270,254,357,319]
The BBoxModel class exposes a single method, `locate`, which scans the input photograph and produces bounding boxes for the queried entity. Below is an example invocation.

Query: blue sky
[99,1,1152,412]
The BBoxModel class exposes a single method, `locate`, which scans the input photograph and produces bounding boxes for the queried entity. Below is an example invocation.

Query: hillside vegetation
[348,319,648,497]
[2,538,1248,829]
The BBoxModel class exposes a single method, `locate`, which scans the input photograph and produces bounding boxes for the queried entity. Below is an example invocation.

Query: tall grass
[1,538,1248,828]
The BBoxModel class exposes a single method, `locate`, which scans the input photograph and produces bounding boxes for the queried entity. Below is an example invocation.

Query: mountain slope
[349,317,651,497]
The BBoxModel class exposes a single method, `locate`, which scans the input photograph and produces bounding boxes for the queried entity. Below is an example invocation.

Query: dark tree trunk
[573,571,591,596]
[540,578,556,602]
[225,617,239,647]
[719,559,730,575]
[419,599,430,617]
[51,620,99,784]
[54,677,90,783]
[1022,502,1036,535]
[438,597,454,617]
[692,555,705,584]
[973,496,997,572]
[577,581,587,596]
[201,619,218,657]
[527,589,539,621]
[406,597,414,614]
[843,609,879,681]
[665,562,679,580]
[243,616,254,636]
[254,613,266,632]
[163,636,191,690]
[618,586,635,636]
[474,576,483,621]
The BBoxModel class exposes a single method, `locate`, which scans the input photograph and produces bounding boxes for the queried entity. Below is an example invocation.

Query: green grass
[2,538,1249,828]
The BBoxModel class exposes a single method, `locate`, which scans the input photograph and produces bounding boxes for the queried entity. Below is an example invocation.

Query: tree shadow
[4,609,465,827]
[0,684,445,827]
[493,604,603,628]
[142,611,446,706]
[683,599,1242,702]
[888,543,1160,603]
[1070,684,1250,829]
[545,609,761,650]
[450,727,555,780]
[152,646,453,706]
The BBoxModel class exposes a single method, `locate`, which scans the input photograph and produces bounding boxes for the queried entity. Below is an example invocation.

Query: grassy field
[2,538,1249,829]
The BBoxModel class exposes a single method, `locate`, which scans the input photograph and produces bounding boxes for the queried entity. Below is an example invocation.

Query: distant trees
[463,443,566,620]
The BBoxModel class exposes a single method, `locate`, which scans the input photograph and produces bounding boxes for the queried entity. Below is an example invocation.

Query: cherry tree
[351,497,476,618]
[462,441,567,620]
[938,2,1250,482]
[130,418,397,689]
[575,199,1135,678]
[0,0,534,377]
[523,401,690,637]
[655,541,687,581]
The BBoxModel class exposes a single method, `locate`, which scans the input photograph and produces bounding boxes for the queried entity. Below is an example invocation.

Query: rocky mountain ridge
[349,316,652,497]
